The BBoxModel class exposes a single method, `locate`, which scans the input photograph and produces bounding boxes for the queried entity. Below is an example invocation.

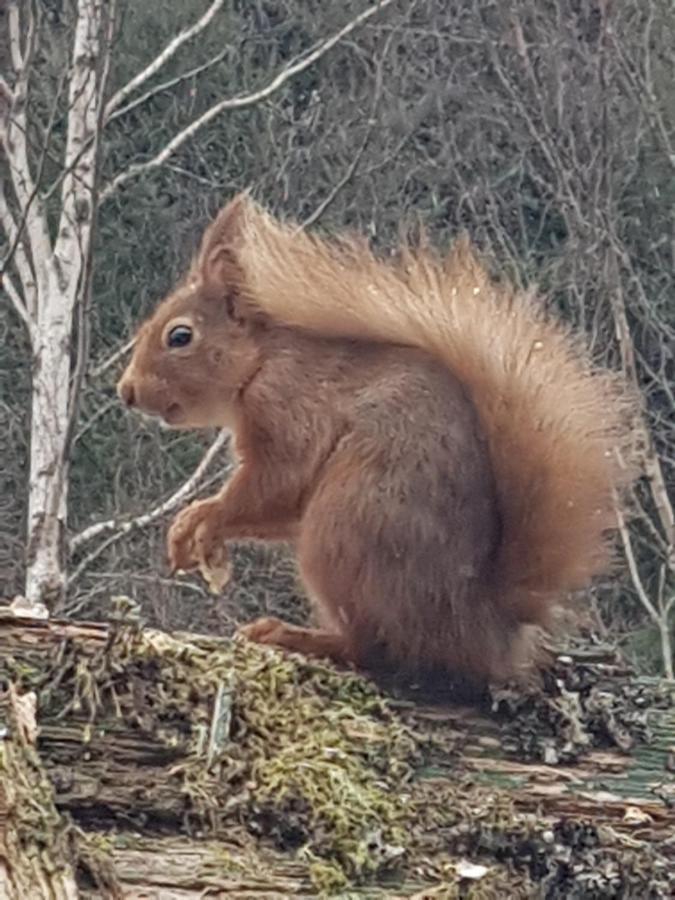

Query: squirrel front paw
[167,499,231,593]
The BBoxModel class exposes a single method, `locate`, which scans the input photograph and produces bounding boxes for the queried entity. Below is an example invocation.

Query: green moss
[5,617,673,897]
[0,690,81,896]
[13,621,415,892]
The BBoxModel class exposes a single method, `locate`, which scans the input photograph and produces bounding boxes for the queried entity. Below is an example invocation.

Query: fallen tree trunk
[0,606,674,897]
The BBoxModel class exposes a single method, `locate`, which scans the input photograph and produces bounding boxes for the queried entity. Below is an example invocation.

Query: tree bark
[24,0,106,609]
[25,278,73,608]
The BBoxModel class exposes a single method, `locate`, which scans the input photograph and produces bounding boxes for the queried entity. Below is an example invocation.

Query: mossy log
[1,607,674,898]
[0,681,80,899]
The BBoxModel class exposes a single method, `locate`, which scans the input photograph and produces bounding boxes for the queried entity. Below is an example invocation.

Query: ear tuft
[199,192,252,262]
[196,193,254,297]
[202,245,239,294]
[195,192,266,325]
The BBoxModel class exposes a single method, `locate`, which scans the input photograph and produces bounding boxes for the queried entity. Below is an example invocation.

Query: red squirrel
[117,194,639,681]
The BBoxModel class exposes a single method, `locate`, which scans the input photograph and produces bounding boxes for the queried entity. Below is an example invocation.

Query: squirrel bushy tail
[228,197,640,627]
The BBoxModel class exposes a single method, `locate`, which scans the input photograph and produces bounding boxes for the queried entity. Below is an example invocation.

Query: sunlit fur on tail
[232,198,640,627]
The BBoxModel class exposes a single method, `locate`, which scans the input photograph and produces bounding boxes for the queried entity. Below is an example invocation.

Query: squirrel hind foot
[238,617,355,667]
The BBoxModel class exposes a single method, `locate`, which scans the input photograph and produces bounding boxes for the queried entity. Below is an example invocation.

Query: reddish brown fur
[117,195,641,682]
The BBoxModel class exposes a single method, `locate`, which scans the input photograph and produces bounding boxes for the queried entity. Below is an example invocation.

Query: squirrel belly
[249,335,508,679]
[117,193,640,682]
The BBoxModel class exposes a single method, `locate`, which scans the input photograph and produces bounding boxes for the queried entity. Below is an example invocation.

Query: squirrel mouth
[163,403,184,425]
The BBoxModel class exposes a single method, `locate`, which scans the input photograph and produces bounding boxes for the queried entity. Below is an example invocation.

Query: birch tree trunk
[25,1,106,610]
[26,1,105,609]
[25,265,72,609]
[1,0,108,612]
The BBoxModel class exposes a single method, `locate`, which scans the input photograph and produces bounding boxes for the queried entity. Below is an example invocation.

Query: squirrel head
[117,194,265,429]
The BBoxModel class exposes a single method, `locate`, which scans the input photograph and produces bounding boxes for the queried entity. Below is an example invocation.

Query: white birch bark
[26,0,105,609]
[1,0,107,612]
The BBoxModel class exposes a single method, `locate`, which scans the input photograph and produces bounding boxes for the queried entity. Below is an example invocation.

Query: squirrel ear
[199,193,250,261]
[201,244,239,292]
[197,193,251,294]
[200,244,261,326]
[196,192,266,325]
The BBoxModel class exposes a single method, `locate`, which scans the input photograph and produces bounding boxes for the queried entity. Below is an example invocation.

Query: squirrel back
[214,195,640,628]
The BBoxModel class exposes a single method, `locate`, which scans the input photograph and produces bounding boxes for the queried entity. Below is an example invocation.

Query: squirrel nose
[117,376,136,408]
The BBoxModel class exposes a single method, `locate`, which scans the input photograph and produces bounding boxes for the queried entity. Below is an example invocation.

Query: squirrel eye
[167,325,193,348]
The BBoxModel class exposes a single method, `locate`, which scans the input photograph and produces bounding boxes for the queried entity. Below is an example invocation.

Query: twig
[0,70,66,285]
[105,48,230,125]
[0,179,35,318]
[72,398,117,448]
[100,0,395,201]
[2,2,52,268]
[104,0,227,120]
[69,428,231,555]
[616,506,659,624]
[616,503,673,680]
[299,19,395,229]
[607,263,674,568]
[89,337,135,379]
[7,1,27,72]
[0,270,33,338]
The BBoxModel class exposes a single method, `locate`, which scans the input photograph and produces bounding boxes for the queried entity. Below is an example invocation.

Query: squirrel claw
[167,499,229,588]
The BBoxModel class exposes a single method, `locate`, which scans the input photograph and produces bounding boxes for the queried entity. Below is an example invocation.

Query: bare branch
[299,19,395,230]
[0,179,35,308]
[69,428,231,555]
[616,503,674,680]
[98,0,118,111]
[300,134,372,230]
[0,71,66,293]
[615,506,659,625]
[103,0,227,120]
[105,48,229,125]
[607,262,674,567]
[101,0,395,201]
[1,270,33,337]
[72,398,117,448]
[89,337,135,379]
[56,4,105,262]
[610,24,675,171]
[0,75,12,108]
[644,449,675,570]
[7,0,26,72]
[2,2,52,266]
